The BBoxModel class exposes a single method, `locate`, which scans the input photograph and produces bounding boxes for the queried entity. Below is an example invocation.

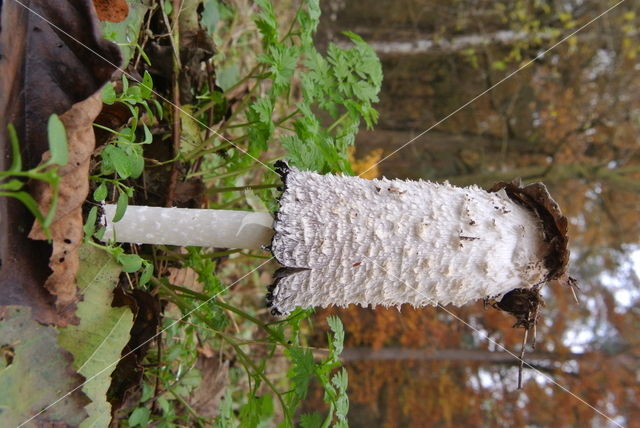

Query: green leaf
[112,189,128,222]
[41,174,60,231]
[128,407,151,427]
[247,97,274,154]
[83,206,98,239]
[297,0,321,47]
[179,105,204,156]
[95,225,107,241]
[261,45,299,95]
[254,0,278,47]
[332,369,349,423]
[238,395,273,428]
[142,123,153,144]
[126,146,145,179]
[216,393,234,427]
[117,253,143,273]
[300,412,323,428]
[58,245,134,428]
[0,306,89,426]
[139,262,154,286]
[216,63,240,91]
[6,123,22,172]
[47,114,69,166]
[140,382,154,402]
[201,0,221,35]
[102,0,148,64]
[287,346,315,399]
[281,134,323,171]
[93,182,108,201]
[157,396,171,415]
[331,368,348,393]
[492,60,507,71]
[153,99,164,120]
[102,82,117,105]
[121,73,129,94]
[327,315,344,358]
[102,144,132,178]
[140,71,153,98]
[127,84,142,100]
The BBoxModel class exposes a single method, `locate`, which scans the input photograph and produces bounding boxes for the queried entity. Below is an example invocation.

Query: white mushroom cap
[268,163,552,315]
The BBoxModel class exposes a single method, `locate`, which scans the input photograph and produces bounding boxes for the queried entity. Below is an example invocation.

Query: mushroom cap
[268,163,557,315]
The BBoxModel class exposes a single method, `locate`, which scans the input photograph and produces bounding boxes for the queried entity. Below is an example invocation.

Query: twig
[165,0,182,207]
[151,329,163,414]
[518,328,529,389]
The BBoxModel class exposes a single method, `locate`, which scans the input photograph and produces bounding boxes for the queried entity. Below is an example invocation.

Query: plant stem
[162,282,285,344]
[165,0,183,207]
[190,155,283,179]
[206,183,278,194]
[228,340,292,425]
[327,112,349,132]
[167,384,206,425]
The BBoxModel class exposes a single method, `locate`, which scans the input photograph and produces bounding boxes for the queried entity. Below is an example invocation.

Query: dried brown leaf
[189,358,229,419]
[167,266,202,292]
[28,93,103,314]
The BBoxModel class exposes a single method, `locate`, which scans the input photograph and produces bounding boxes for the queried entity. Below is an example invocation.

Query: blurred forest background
[307,1,639,427]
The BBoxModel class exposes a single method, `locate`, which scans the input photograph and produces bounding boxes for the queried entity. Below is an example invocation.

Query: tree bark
[334,347,588,363]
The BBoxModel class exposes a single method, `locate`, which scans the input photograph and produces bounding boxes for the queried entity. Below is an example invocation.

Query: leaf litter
[58,244,134,428]
[0,306,90,426]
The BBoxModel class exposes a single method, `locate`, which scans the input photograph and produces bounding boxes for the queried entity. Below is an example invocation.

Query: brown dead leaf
[29,92,103,314]
[167,266,202,292]
[197,342,215,358]
[93,0,129,22]
[189,357,229,419]
[165,265,202,314]
[0,0,121,326]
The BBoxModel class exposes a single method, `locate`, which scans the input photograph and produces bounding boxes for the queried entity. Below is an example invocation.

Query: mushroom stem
[101,205,274,249]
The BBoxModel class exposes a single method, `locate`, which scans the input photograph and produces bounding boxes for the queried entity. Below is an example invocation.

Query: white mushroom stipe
[101,205,274,250]
[269,165,550,315]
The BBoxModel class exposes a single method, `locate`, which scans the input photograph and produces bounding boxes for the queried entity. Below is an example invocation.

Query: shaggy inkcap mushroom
[102,161,569,317]
[267,161,569,315]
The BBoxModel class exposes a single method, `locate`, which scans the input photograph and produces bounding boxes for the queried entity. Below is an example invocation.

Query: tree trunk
[335,347,587,363]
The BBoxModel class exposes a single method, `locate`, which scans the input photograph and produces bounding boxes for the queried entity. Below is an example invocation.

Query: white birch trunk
[268,166,550,315]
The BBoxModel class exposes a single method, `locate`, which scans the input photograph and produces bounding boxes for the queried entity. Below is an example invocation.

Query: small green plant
[1,115,68,239]
[82,0,383,425]
[92,73,157,220]
[83,73,159,285]
[199,0,382,177]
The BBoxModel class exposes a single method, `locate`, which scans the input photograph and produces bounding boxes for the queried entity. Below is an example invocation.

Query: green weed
[87,0,383,426]
[1,115,68,239]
